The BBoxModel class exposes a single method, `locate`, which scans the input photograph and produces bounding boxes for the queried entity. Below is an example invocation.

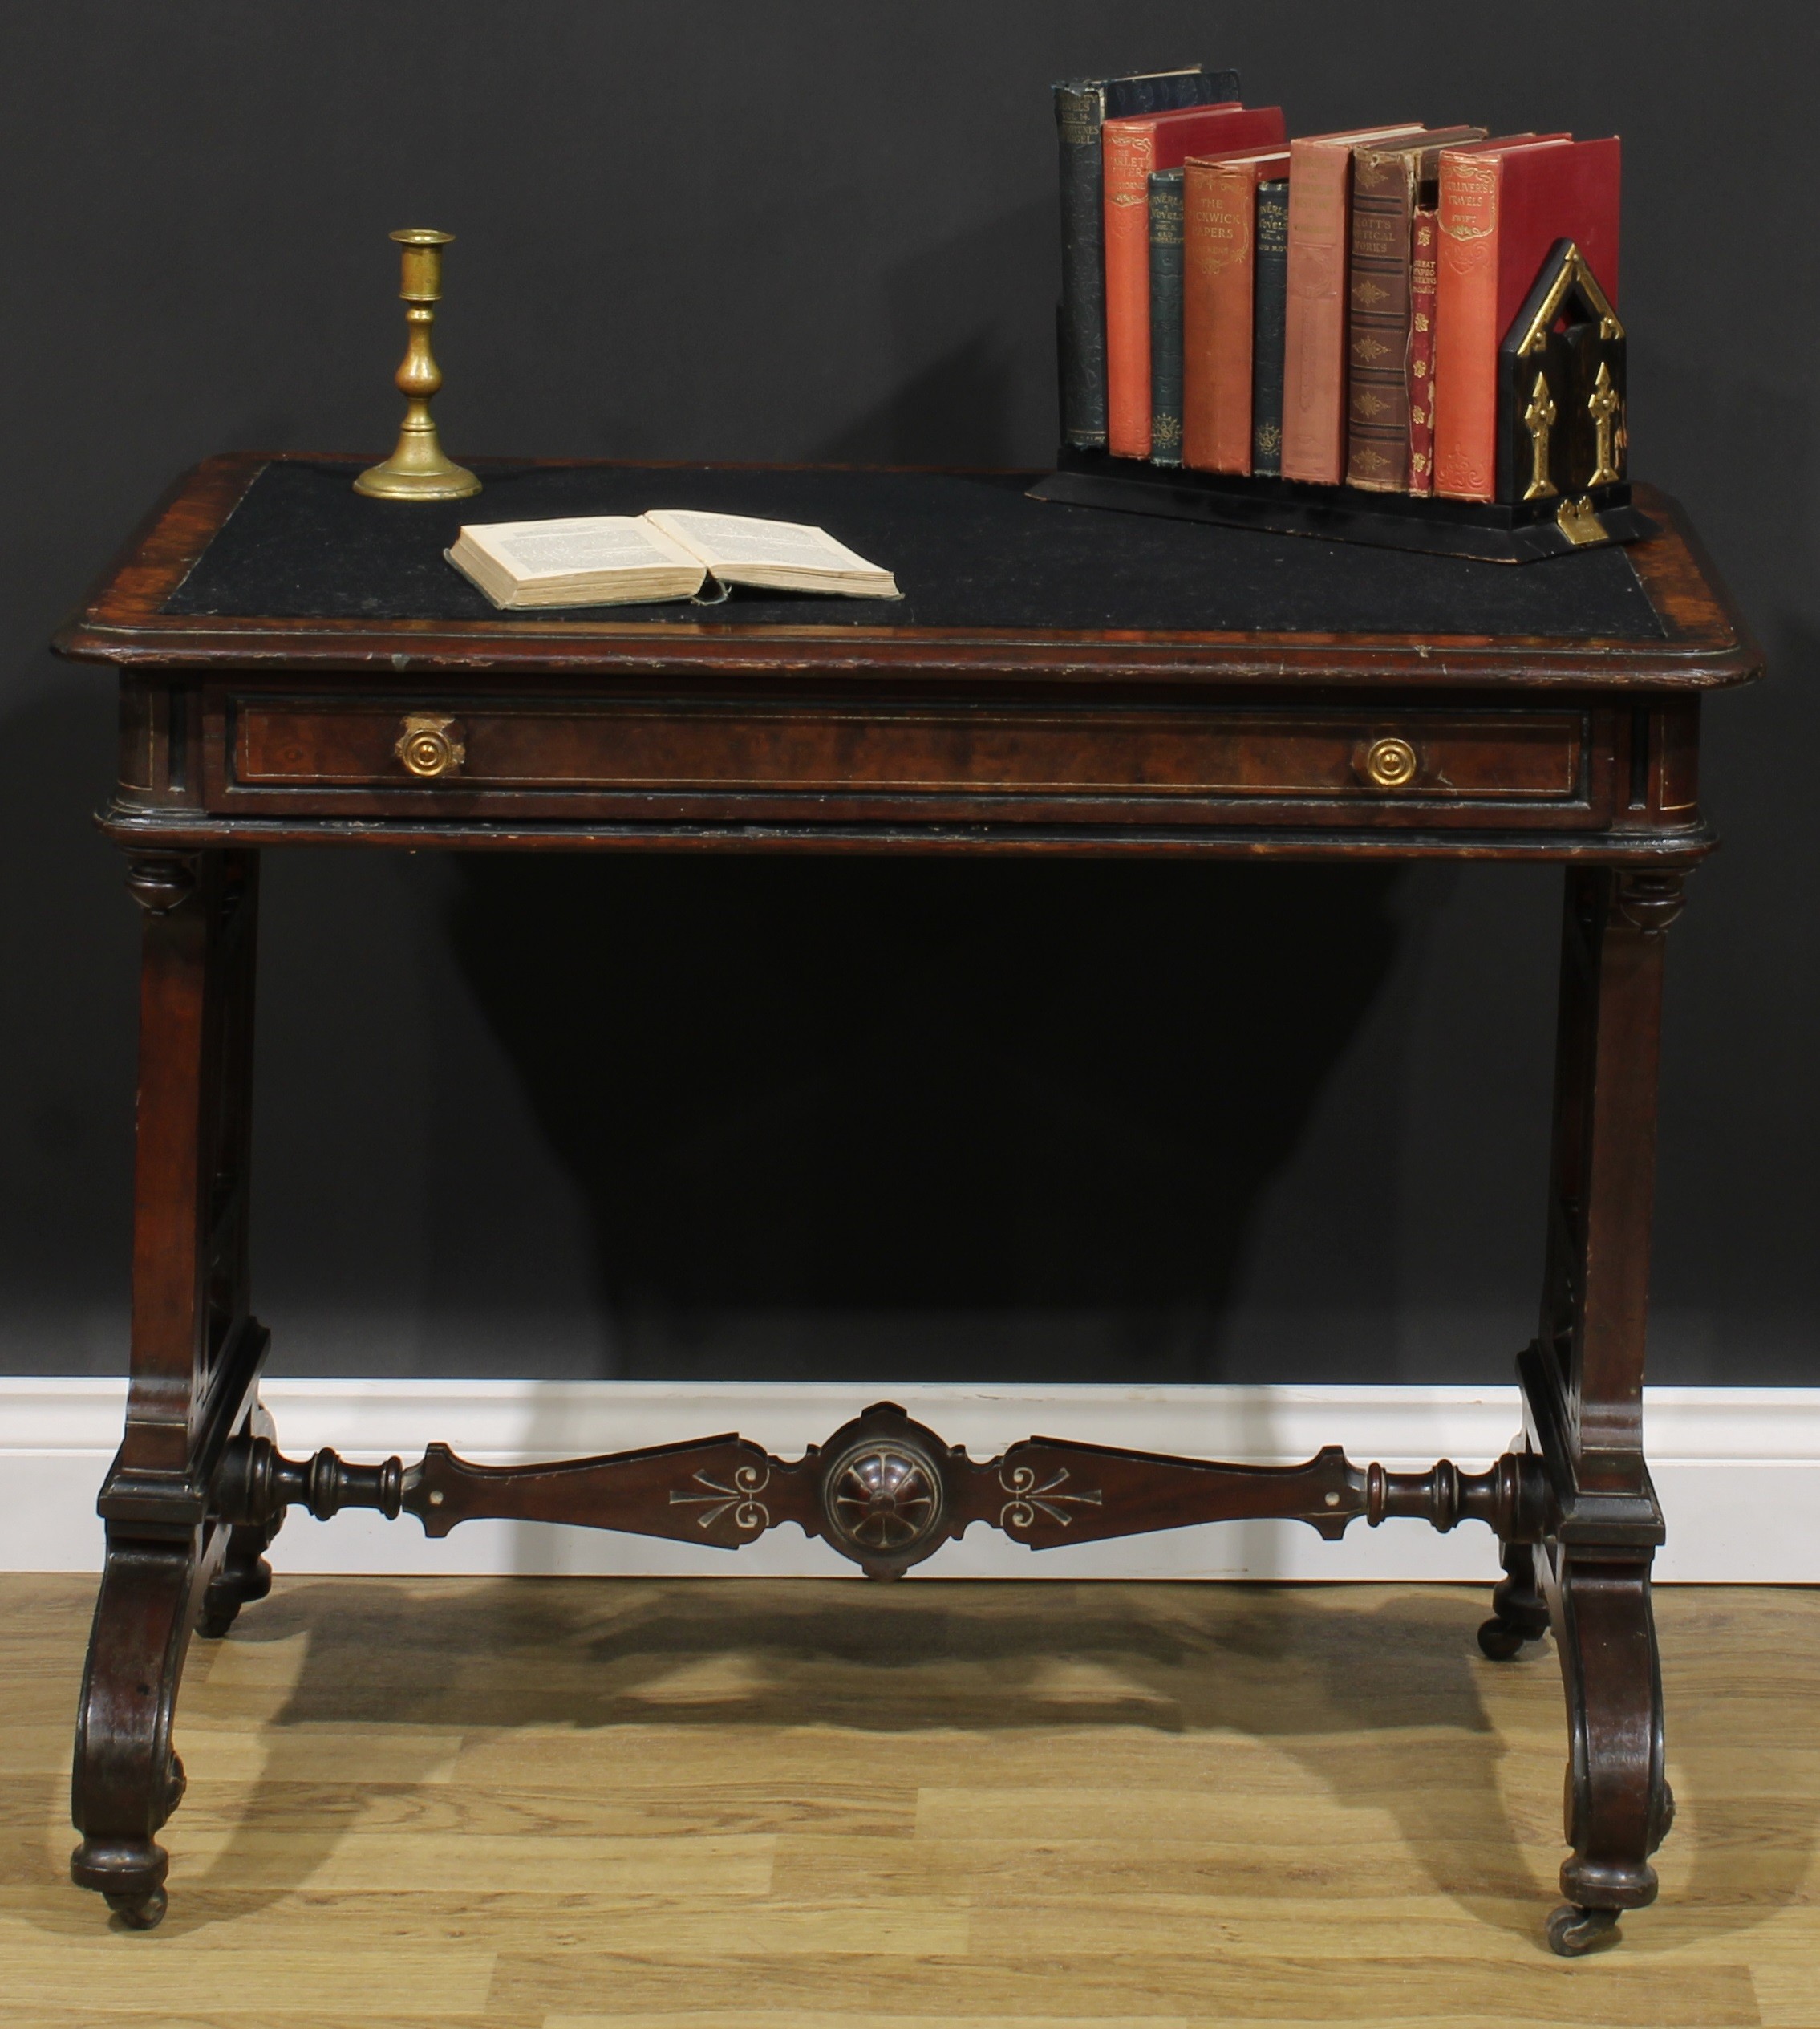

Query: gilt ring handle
[1360,736,1420,789]
[395,714,465,778]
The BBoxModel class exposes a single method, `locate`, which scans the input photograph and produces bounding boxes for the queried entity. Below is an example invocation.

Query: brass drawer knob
[1361,736,1419,789]
[395,714,464,778]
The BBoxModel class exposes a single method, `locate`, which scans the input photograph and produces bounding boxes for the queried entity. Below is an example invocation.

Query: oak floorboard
[2,1574,1815,2027]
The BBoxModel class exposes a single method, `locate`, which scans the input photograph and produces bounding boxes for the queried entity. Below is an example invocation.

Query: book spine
[1102,67,1240,119]
[1280,143,1356,484]
[1104,124,1157,457]
[1345,152,1417,492]
[1148,170,1186,466]
[1250,178,1289,475]
[1182,162,1218,469]
[1055,82,1110,448]
[1433,150,1502,501]
[1192,164,1258,473]
[1407,206,1439,495]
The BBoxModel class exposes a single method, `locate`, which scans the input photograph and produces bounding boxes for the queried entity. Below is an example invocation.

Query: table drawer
[217,696,1595,822]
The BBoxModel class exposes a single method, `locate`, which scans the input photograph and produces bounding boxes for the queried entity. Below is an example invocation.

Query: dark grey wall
[1,1,1812,1385]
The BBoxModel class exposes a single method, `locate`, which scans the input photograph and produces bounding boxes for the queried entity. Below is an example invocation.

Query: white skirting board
[4,1378,1818,1582]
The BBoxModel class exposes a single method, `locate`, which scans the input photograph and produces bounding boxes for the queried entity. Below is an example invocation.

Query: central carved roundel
[825,1441,943,1552]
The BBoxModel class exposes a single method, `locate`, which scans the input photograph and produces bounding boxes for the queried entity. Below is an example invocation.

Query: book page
[466,517,698,579]
[642,509,881,575]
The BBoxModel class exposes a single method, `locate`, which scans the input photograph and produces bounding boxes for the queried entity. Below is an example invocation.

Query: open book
[446,509,900,609]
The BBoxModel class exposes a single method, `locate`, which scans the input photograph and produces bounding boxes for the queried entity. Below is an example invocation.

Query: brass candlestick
[355,228,480,501]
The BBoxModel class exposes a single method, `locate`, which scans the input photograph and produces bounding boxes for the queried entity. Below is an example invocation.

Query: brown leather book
[1182,147,1290,473]
[1433,135,1618,501]
[1279,124,1423,484]
[1407,206,1441,495]
[1344,128,1485,492]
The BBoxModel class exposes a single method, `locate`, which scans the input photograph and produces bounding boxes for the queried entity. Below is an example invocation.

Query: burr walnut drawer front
[216,696,1594,822]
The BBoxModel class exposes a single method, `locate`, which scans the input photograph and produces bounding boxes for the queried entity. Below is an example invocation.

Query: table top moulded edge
[53,454,1763,695]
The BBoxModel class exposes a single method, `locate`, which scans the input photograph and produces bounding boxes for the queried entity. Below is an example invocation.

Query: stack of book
[1052,66,1622,516]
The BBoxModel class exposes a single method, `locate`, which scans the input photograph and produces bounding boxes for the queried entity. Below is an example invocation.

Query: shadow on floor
[26,1577,1818,1955]
[148,1576,1545,1941]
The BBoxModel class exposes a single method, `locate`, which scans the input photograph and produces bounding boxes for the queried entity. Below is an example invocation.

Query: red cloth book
[1433,136,1620,501]
[1103,103,1285,457]
[1182,147,1290,474]
[1279,124,1423,484]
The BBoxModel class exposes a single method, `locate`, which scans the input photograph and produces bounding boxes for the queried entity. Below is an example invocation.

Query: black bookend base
[1029,447,1655,566]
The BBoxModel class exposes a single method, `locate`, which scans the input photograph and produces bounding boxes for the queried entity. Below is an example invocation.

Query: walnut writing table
[55,456,1760,1950]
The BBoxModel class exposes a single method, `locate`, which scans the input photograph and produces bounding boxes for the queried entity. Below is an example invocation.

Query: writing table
[54,455,1760,1950]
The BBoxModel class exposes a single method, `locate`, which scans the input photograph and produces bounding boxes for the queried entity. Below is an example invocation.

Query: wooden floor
[1,1576,1816,2027]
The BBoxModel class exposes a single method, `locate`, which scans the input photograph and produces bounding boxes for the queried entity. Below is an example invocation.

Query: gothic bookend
[1499,238,1636,552]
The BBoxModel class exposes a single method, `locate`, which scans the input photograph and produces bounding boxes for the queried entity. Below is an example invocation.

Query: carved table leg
[1516,866,1684,1955]
[1543,1548,1672,1955]
[69,1542,200,1926]
[72,851,270,1928]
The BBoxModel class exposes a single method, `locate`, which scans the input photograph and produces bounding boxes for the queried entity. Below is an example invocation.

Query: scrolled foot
[103,1886,168,1930]
[1546,1901,1621,1956]
[71,1538,197,1928]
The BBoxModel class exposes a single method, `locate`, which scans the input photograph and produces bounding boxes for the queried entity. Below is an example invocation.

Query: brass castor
[104,1886,168,1930]
[1546,1902,1621,1955]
